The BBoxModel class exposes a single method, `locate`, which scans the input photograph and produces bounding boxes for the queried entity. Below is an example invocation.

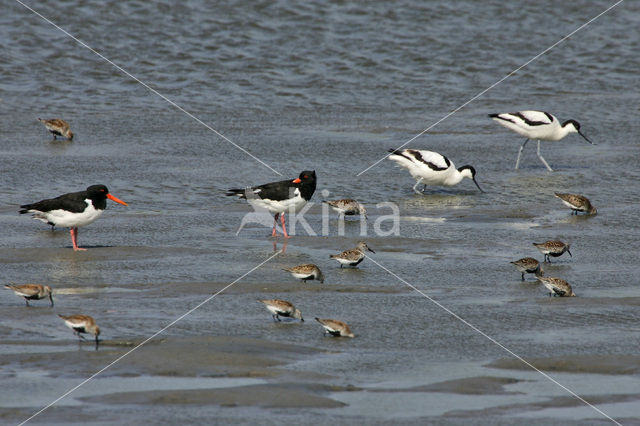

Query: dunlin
[315,317,355,338]
[4,283,53,307]
[510,257,542,281]
[58,314,101,342]
[536,276,576,297]
[38,118,73,140]
[330,241,375,268]
[533,240,571,263]
[258,299,304,322]
[554,192,597,215]
[324,199,367,218]
[283,264,324,283]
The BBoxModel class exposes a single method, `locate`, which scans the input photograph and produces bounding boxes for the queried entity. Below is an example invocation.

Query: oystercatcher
[489,111,593,171]
[38,118,73,140]
[388,149,483,194]
[226,171,316,238]
[19,184,128,251]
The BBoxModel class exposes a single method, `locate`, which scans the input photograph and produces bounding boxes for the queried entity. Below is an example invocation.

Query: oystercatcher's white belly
[34,199,103,228]
[249,189,307,214]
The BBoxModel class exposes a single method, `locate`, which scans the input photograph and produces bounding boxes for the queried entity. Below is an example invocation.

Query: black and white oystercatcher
[226,171,316,238]
[19,184,128,251]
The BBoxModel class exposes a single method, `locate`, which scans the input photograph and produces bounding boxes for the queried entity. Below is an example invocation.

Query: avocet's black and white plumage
[387,149,483,194]
[19,184,128,251]
[226,171,316,238]
[489,111,593,171]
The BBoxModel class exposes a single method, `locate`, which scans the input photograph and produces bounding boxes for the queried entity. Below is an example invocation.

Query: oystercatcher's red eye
[303,175,308,178]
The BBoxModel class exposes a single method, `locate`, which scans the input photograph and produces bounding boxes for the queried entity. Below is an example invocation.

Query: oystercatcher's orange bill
[292,178,301,183]
[107,193,128,206]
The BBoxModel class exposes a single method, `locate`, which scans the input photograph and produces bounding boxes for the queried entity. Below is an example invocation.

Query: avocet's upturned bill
[387,149,483,194]
[489,110,593,172]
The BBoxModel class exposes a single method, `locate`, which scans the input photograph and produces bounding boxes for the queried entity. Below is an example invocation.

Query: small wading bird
[58,314,101,342]
[38,118,73,140]
[489,110,593,172]
[226,171,317,238]
[510,257,543,281]
[283,264,325,283]
[258,299,304,322]
[19,184,128,251]
[387,149,483,194]
[554,192,597,216]
[536,276,576,297]
[330,241,375,268]
[323,199,367,219]
[4,284,53,307]
[315,318,355,338]
[533,240,571,263]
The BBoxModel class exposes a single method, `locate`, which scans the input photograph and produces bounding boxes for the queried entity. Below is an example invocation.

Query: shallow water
[1,0,640,424]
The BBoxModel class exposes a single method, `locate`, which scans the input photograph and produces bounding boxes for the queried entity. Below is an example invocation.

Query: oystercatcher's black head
[86,185,128,206]
[291,171,316,200]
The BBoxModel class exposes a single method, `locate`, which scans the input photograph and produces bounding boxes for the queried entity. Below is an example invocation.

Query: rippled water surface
[1,0,639,424]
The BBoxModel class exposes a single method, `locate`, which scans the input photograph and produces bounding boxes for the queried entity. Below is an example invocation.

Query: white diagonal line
[13,0,282,177]
[19,250,282,425]
[357,0,624,176]
[363,253,621,425]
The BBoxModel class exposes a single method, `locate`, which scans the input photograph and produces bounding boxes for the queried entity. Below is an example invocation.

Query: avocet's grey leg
[537,140,553,172]
[515,139,529,170]
[412,178,424,194]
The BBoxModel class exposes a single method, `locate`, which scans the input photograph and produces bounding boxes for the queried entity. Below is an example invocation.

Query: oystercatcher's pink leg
[281,213,290,238]
[272,214,279,237]
[70,227,86,251]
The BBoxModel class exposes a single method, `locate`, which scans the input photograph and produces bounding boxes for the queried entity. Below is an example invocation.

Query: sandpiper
[324,199,367,218]
[533,240,572,263]
[4,283,53,307]
[554,193,597,215]
[58,314,101,342]
[510,257,542,281]
[283,264,324,283]
[258,299,304,322]
[38,118,73,140]
[537,276,576,297]
[315,317,355,338]
[330,241,375,268]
